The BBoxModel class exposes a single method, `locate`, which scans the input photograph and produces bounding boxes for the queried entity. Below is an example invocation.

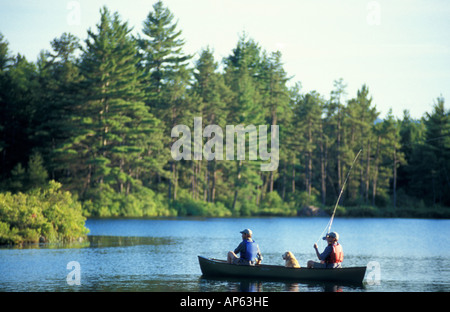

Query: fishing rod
[316,148,363,244]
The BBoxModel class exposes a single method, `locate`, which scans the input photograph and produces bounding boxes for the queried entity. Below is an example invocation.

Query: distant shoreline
[84,204,450,220]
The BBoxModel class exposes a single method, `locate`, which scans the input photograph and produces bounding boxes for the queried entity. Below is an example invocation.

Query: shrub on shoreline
[0,181,89,245]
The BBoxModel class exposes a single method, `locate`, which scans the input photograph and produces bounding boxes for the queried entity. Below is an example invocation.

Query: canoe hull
[198,256,366,285]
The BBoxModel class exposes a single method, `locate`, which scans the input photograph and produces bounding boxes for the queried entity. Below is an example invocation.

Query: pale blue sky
[1,0,449,119]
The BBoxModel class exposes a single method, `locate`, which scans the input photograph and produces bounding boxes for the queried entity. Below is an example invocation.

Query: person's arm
[313,244,321,260]
[316,245,333,263]
[234,241,244,255]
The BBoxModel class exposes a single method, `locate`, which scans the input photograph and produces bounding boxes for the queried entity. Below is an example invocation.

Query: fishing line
[315,148,363,246]
[312,133,449,246]
[400,133,450,148]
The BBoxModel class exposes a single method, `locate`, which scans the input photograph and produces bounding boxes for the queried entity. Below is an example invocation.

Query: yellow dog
[282,251,300,268]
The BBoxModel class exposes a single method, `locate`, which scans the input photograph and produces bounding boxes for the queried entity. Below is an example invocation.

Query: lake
[1,217,449,292]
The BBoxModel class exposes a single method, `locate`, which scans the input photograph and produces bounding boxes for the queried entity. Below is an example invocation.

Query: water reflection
[88,235,173,248]
[0,235,173,250]
[199,276,363,292]
[0,240,90,250]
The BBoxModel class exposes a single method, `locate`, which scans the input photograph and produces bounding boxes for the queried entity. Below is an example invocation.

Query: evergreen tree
[326,78,347,192]
[292,91,323,202]
[138,0,191,107]
[417,97,450,205]
[0,33,13,71]
[26,152,49,190]
[0,52,39,182]
[223,35,265,214]
[260,51,290,193]
[192,47,231,203]
[283,83,303,199]
[377,109,404,208]
[59,7,161,205]
[34,33,82,181]
[5,152,48,193]
[397,110,426,202]
[138,0,192,202]
[344,85,378,204]
[0,33,11,177]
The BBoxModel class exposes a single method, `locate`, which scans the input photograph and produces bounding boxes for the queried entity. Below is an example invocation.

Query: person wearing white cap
[307,231,344,269]
[227,228,263,266]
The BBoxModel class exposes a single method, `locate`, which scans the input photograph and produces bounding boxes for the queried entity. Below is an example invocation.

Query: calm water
[1,217,449,292]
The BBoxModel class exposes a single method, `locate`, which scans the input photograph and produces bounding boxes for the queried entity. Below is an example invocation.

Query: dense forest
[1,1,449,220]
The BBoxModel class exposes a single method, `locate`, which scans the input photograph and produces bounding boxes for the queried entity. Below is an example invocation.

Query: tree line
[1,1,449,218]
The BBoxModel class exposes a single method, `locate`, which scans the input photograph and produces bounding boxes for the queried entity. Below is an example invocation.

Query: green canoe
[198,256,366,285]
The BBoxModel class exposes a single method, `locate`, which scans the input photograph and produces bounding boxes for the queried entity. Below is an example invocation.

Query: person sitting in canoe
[227,228,263,266]
[307,231,343,269]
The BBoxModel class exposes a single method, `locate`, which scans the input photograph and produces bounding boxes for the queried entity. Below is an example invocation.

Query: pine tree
[397,110,426,203]
[192,47,231,202]
[0,53,39,182]
[224,35,264,125]
[0,33,13,71]
[420,97,450,205]
[344,85,378,204]
[378,109,404,208]
[292,91,323,202]
[326,78,347,192]
[26,152,48,190]
[138,0,192,202]
[283,83,303,199]
[223,35,265,213]
[34,33,82,181]
[138,1,191,106]
[260,51,290,193]
[60,7,161,203]
[0,33,11,178]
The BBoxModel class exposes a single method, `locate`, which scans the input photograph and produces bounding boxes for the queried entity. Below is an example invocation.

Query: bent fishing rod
[316,148,363,244]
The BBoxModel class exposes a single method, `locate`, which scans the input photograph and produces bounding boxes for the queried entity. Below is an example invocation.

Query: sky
[1,0,449,119]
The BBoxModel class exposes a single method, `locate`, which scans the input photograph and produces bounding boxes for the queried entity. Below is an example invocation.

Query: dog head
[282,251,293,260]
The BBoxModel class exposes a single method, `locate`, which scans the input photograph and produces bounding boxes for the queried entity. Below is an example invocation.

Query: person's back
[227,228,263,266]
[241,239,259,262]
[328,242,343,268]
[322,241,343,268]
